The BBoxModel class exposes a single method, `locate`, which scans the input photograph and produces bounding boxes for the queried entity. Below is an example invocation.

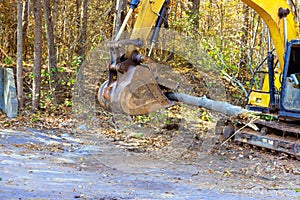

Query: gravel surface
[0,128,299,199]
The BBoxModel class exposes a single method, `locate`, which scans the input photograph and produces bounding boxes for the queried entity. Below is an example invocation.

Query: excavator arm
[130,0,165,41]
[130,0,299,70]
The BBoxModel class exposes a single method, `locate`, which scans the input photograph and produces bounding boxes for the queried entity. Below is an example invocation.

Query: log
[166,93,248,117]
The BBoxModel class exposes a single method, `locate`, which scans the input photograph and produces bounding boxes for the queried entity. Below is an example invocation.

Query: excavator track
[234,120,300,159]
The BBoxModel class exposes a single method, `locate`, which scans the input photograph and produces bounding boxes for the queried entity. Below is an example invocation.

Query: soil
[0,125,299,200]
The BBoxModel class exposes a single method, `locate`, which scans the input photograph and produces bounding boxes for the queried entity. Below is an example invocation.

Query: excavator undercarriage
[216,118,300,159]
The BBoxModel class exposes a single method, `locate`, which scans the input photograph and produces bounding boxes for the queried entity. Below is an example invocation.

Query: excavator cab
[280,40,300,119]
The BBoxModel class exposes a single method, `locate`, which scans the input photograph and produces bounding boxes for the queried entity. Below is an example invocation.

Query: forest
[0,0,269,120]
[1,1,300,198]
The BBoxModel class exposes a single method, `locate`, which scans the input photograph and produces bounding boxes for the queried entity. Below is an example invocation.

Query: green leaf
[133,133,144,138]
[58,67,64,72]
[4,57,13,65]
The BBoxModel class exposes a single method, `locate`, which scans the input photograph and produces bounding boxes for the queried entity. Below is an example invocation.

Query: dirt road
[0,128,299,199]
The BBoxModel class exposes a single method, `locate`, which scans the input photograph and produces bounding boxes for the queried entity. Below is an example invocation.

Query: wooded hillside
[0,0,281,116]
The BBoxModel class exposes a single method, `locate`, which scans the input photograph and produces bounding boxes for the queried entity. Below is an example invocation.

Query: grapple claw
[98,64,173,115]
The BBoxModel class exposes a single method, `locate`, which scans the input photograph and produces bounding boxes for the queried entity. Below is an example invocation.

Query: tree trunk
[191,0,200,30]
[17,0,23,108]
[42,0,58,99]
[78,0,88,57]
[239,4,249,68]
[52,0,58,63]
[22,0,29,60]
[219,1,224,52]
[76,0,81,41]
[52,0,58,30]
[33,0,42,110]
[167,93,247,117]
[113,0,127,37]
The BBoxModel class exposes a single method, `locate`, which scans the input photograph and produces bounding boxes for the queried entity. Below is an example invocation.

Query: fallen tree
[166,92,248,117]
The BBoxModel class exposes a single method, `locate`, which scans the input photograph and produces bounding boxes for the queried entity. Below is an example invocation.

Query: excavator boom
[242,0,298,70]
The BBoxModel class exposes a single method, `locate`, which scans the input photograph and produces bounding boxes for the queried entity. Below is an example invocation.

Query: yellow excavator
[98,0,300,158]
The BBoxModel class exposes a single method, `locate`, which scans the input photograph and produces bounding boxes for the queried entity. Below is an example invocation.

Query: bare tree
[33,0,42,110]
[78,0,88,57]
[76,0,81,37]
[17,0,23,108]
[191,0,200,30]
[113,0,127,37]
[22,0,30,60]
[43,0,58,100]
[239,4,250,68]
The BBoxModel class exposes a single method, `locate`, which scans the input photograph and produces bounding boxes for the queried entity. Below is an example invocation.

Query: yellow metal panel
[274,73,281,90]
[241,0,298,71]
[247,72,282,108]
[130,0,165,41]
[248,91,270,108]
[248,73,270,107]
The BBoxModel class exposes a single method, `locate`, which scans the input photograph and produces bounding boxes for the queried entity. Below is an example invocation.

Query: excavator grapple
[98,62,173,115]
